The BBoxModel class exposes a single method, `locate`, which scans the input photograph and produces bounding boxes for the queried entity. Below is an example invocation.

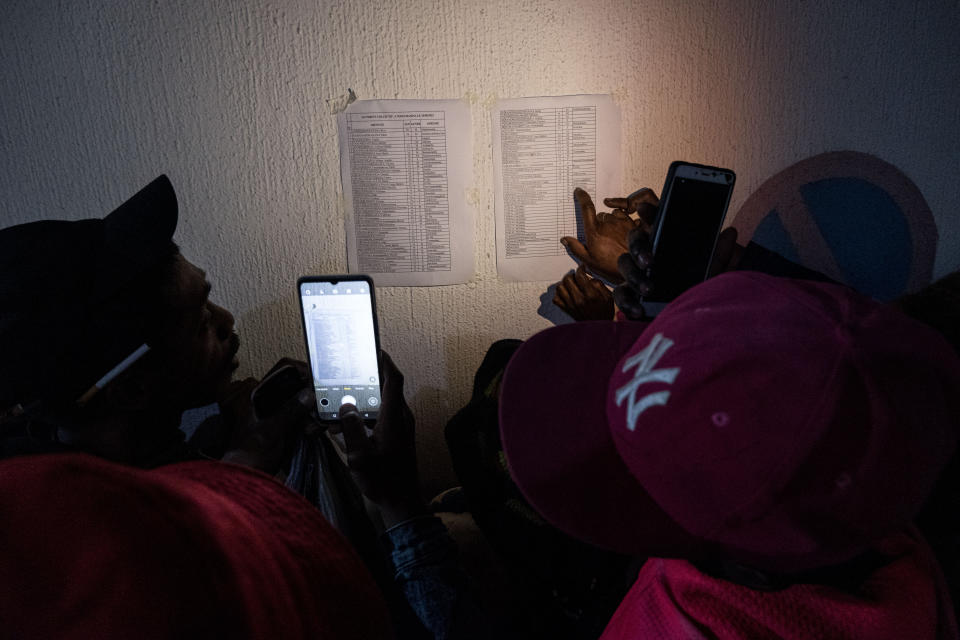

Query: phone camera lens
[319,398,329,407]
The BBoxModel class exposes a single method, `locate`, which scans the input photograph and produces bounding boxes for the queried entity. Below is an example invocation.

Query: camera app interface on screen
[300,281,380,419]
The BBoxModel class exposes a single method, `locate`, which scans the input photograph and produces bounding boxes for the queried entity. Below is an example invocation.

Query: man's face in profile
[152,254,240,409]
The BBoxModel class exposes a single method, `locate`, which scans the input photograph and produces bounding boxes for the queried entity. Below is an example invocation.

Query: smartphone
[251,365,305,419]
[297,275,382,422]
[648,161,736,302]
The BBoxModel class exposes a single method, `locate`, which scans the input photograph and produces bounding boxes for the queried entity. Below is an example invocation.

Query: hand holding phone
[612,162,736,315]
[331,351,426,528]
[613,225,657,319]
[647,162,736,301]
[560,188,643,284]
[298,275,382,423]
[219,369,311,473]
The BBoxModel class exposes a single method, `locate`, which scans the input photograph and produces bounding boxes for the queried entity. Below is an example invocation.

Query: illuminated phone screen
[651,165,734,301]
[299,278,381,420]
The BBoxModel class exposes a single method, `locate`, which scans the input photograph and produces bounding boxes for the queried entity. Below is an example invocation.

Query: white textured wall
[2,0,959,493]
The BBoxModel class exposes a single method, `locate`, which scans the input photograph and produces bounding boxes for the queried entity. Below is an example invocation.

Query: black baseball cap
[0,175,179,408]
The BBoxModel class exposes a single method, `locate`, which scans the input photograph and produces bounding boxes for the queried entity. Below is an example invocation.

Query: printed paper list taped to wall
[493,95,621,282]
[338,100,473,286]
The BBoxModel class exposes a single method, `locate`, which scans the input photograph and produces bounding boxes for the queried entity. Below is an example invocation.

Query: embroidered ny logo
[615,333,679,431]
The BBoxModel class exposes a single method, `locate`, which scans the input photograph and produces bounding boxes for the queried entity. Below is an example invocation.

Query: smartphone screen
[298,276,381,421]
[649,163,735,301]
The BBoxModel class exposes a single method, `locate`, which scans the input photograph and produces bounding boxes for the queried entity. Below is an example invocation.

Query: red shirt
[601,528,957,639]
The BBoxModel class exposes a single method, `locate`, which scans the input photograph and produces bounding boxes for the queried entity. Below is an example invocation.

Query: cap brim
[499,321,701,556]
[97,175,179,296]
[104,174,178,246]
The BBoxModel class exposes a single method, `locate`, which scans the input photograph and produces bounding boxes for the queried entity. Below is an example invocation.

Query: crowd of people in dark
[2,174,959,639]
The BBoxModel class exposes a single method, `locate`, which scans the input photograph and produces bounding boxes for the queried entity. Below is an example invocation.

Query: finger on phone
[338,403,370,454]
[573,188,598,235]
[635,203,659,229]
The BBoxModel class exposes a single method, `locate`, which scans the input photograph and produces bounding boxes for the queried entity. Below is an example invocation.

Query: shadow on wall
[410,385,460,498]
[733,151,938,301]
[415,331,520,497]
[236,294,306,378]
[537,282,574,326]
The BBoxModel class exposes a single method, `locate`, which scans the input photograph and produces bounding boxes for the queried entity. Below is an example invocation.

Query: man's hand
[554,264,615,321]
[331,351,425,528]
[603,187,660,227]
[613,224,656,320]
[561,188,646,283]
[219,359,313,473]
[612,220,741,320]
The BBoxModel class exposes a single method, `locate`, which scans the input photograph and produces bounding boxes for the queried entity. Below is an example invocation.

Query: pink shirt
[601,529,957,640]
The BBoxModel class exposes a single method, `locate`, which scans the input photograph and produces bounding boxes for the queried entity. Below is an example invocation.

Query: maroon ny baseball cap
[499,272,960,573]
